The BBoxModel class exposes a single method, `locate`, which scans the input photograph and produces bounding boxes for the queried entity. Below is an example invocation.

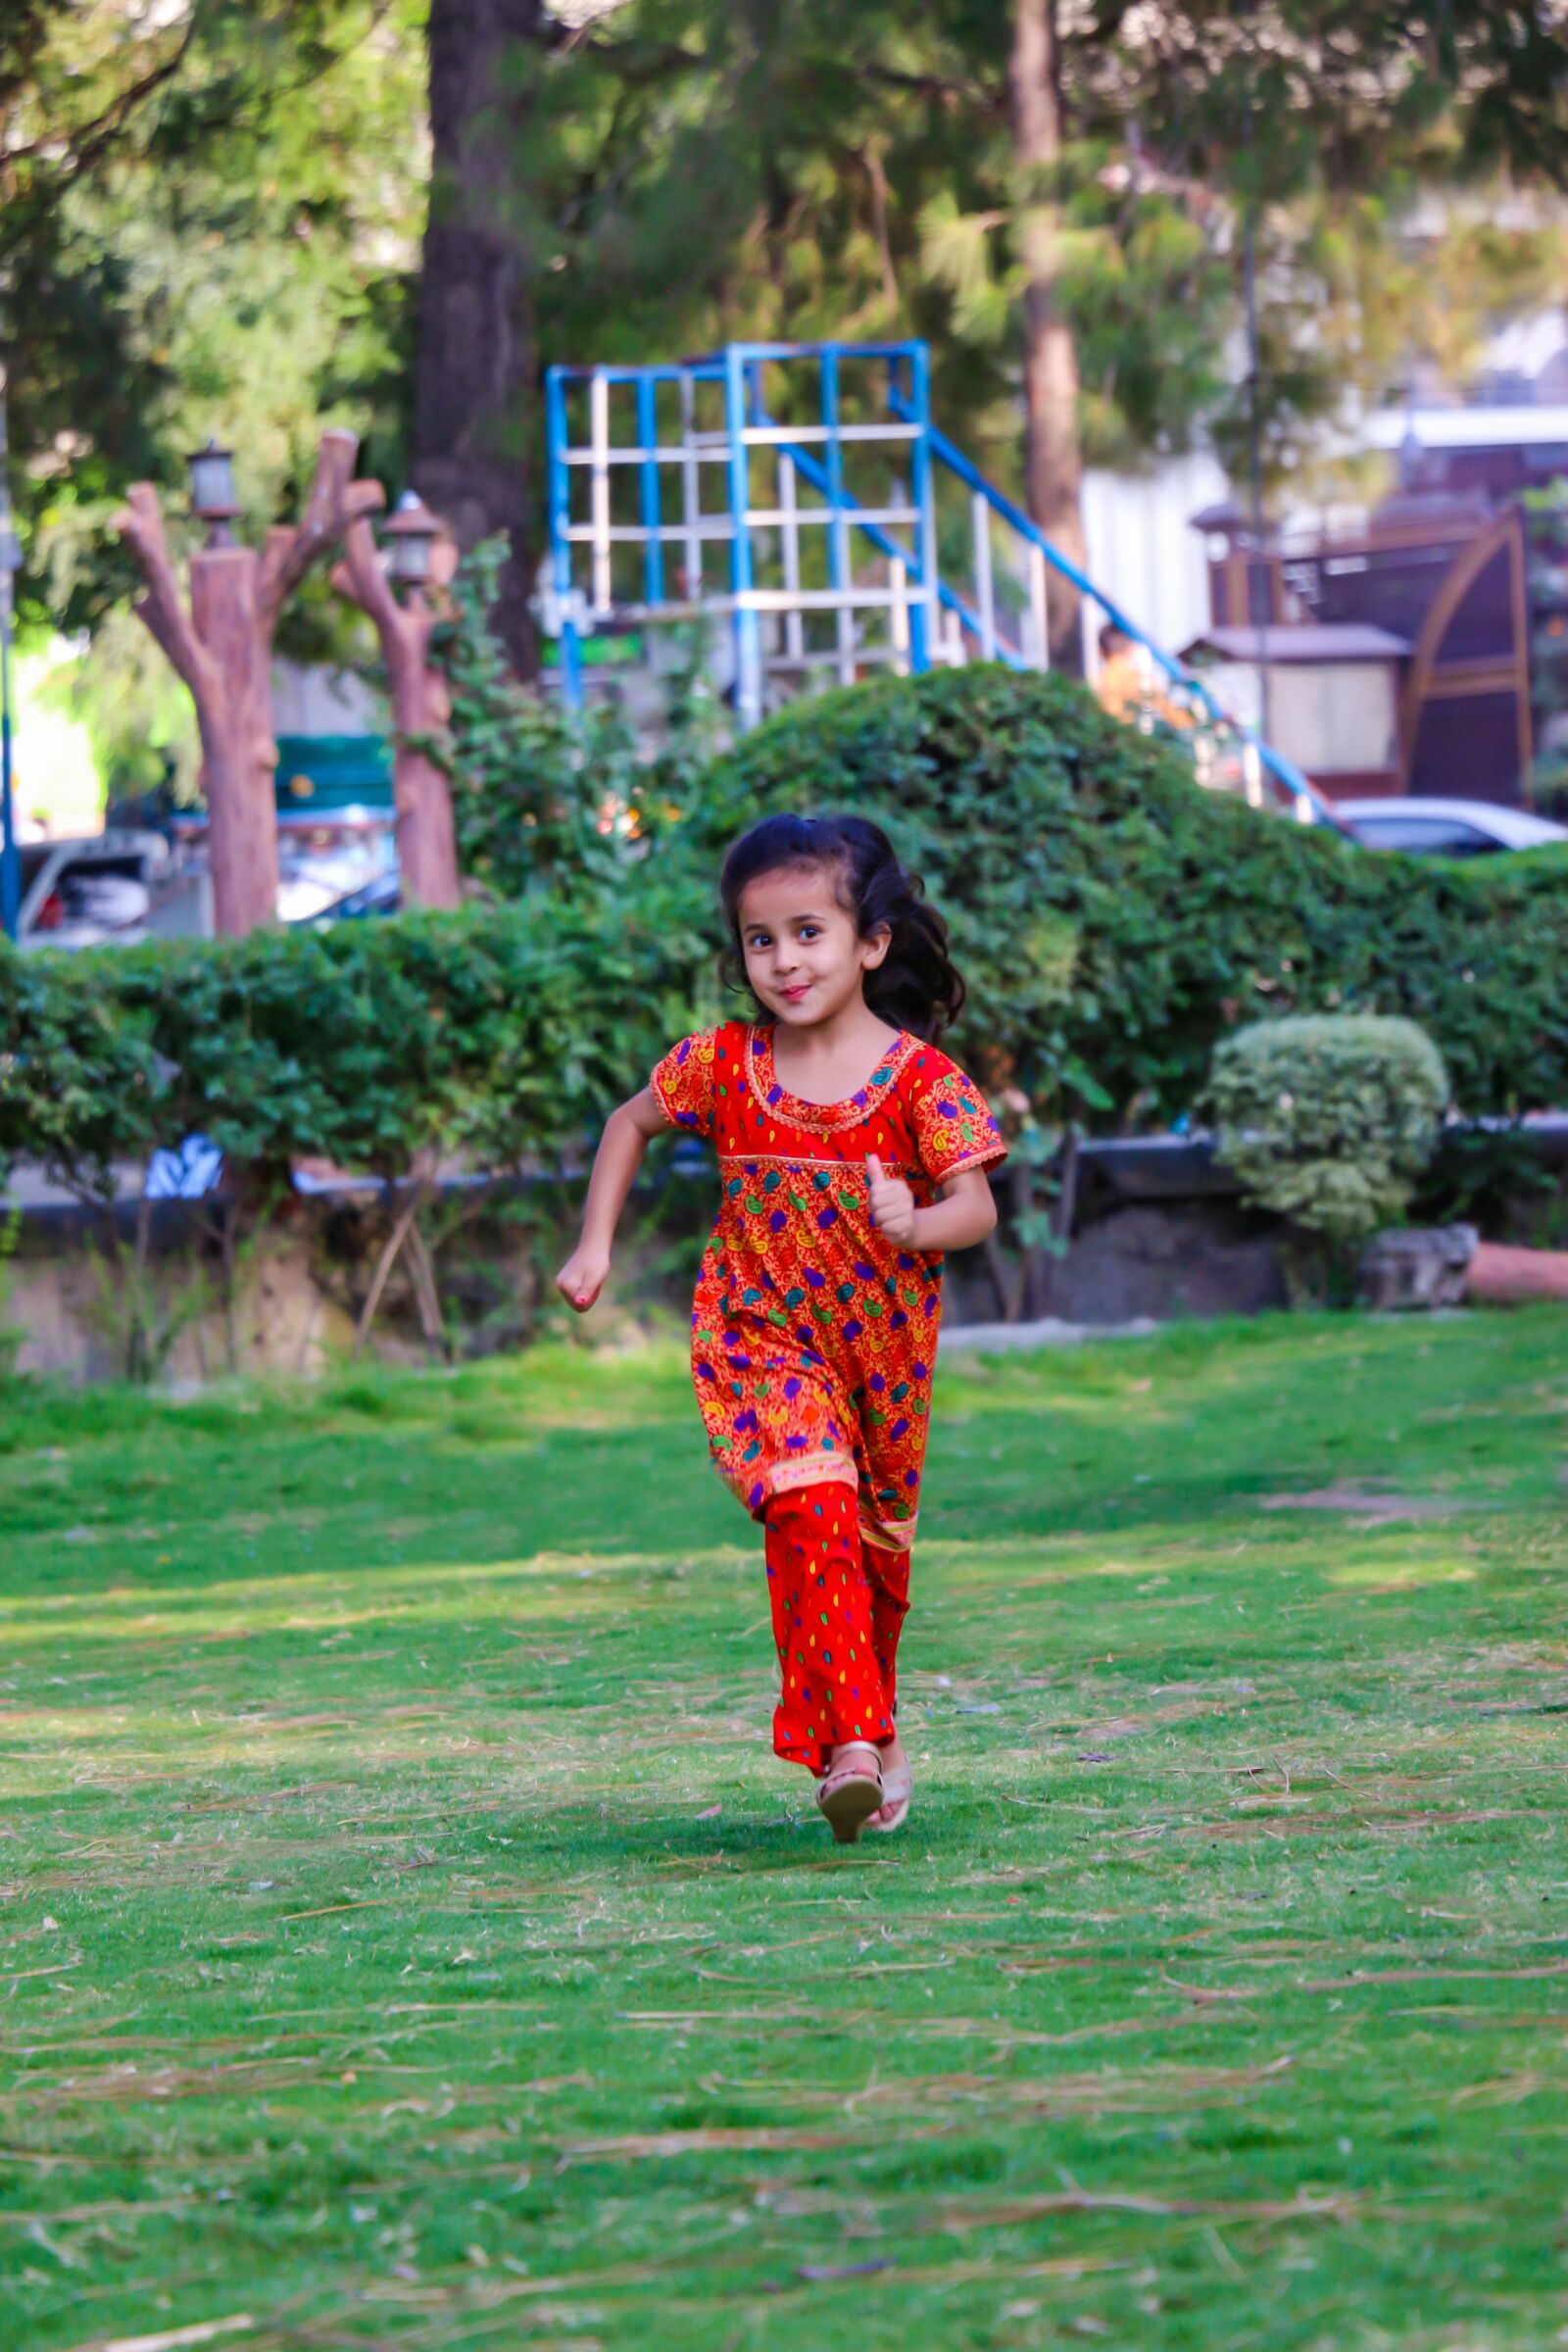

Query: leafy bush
[432,540,722,904]
[4,664,1568,1227]
[1208,1015,1451,1250]
[0,902,687,1202]
[661,664,1568,1125]
[432,539,638,901]
[0,1205,20,1385]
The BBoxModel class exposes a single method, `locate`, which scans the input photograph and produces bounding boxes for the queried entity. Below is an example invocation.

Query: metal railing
[545,342,940,726]
[543,339,1339,828]
[901,406,1333,826]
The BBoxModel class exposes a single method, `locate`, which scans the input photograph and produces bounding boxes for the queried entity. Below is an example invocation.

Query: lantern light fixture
[384,489,440,589]
[185,438,241,545]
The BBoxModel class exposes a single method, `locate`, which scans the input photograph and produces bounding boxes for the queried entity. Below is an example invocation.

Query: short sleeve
[650,1030,718,1139]
[912,1055,1007,1185]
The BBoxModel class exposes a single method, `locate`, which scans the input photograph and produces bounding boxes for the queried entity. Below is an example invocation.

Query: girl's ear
[860,922,892,971]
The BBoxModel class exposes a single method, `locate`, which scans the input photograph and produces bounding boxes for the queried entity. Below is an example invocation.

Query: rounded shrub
[1208,1013,1451,1250]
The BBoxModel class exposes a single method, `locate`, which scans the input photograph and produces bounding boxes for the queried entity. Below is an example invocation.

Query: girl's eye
[798,925,819,940]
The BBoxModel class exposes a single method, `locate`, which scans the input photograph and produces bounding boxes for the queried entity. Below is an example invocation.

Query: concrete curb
[943,1316,1161,1352]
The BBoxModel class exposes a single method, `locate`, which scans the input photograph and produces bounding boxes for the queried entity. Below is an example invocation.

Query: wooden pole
[331,518,462,911]
[115,430,384,937]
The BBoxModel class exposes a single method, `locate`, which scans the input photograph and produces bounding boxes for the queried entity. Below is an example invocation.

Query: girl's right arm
[556,1086,670,1312]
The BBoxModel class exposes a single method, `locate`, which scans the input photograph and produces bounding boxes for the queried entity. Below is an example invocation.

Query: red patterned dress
[651,1019,1005,1770]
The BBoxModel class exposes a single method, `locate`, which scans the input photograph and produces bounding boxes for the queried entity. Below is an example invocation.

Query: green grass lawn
[2,1310,1566,2352]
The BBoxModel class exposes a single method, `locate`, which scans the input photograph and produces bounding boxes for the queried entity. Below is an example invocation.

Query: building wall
[1082,451,1229,675]
[270,662,388,738]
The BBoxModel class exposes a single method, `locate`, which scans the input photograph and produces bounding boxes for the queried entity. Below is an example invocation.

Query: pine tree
[413,0,556,674]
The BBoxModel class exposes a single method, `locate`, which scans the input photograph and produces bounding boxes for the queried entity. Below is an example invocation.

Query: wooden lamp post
[331,492,462,911]
[116,429,384,936]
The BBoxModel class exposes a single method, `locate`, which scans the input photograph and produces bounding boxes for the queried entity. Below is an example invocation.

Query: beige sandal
[866,1750,911,1835]
[815,1742,884,1844]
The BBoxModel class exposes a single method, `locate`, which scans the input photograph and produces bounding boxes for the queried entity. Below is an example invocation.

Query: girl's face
[736,862,889,1029]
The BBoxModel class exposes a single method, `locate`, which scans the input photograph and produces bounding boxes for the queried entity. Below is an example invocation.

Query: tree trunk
[387,638,461,911]
[188,549,280,937]
[413,0,547,676]
[394,742,460,908]
[332,519,462,910]
[1009,0,1089,677]
[118,436,379,938]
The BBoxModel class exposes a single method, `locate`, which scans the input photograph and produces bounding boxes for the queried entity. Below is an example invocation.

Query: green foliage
[1075,7,1568,489]
[78,1207,215,1387]
[654,664,1568,1128]
[539,5,1568,506]
[0,898,684,1203]
[433,540,725,903]
[3,0,425,791]
[434,538,612,897]
[0,1204,20,1384]
[1208,1014,1450,1249]
[15,0,1568,820]
[433,539,640,902]
[533,4,1243,493]
[0,950,170,1203]
[5,666,1568,1213]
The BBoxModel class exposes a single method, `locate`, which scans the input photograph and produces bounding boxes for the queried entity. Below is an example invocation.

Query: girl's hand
[866,1154,917,1246]
[557,1245,611,1313]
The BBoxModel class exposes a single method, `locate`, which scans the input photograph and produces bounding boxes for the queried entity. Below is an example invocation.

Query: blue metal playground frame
[544,339,1335,827]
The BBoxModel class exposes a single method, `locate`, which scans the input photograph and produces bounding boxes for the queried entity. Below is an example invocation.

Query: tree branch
[114,483,219,708]
[1,19,197,196]
[331,513,402,638]
[568,32,705,86]
[858,144,900,310]
[859,62,1002,114]
[259,429,384,625]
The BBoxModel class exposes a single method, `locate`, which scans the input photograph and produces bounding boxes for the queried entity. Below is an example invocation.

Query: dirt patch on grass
[1261,1482,1472,1523]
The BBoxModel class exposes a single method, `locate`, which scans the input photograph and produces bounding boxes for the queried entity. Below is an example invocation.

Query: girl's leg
[861,1536,911,1714]
[763,1481,895,1774]
[861,1538,913,1832]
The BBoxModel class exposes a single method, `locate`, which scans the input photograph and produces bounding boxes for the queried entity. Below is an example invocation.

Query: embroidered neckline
[745,1023,918,1137]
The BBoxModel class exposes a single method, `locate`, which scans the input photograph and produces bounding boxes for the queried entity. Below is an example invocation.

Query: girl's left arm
[912,1165,999,1253]
[867,1155,998,1252]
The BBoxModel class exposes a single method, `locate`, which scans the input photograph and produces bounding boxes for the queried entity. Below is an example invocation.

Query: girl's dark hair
[718,812,965,1040]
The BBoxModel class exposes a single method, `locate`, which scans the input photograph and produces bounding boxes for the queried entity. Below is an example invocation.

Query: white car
[1340,798,1568,858]
[16,830,172,951]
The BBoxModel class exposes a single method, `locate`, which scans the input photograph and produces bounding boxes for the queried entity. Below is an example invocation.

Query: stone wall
[3,1146,1289,1386]
[3,1193,550,1386]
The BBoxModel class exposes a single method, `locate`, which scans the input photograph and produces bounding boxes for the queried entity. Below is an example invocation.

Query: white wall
[270,662,387,737]
[1081,451,1228,675]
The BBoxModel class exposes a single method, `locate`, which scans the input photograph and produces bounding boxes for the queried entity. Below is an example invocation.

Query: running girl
[557,813,1004,1841]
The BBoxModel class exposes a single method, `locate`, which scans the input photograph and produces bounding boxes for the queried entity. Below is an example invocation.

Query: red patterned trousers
[763,1481,909,1774]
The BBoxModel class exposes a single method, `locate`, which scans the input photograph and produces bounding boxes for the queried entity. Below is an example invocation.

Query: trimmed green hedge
[667,664,1568,1122]
[0,902,687,1202]
[4,663,1567,1202]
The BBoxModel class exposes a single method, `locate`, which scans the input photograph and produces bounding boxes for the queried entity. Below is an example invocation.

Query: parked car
[290,870,402,925]
[1338,798,1568,857]
[16,829,172,951]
